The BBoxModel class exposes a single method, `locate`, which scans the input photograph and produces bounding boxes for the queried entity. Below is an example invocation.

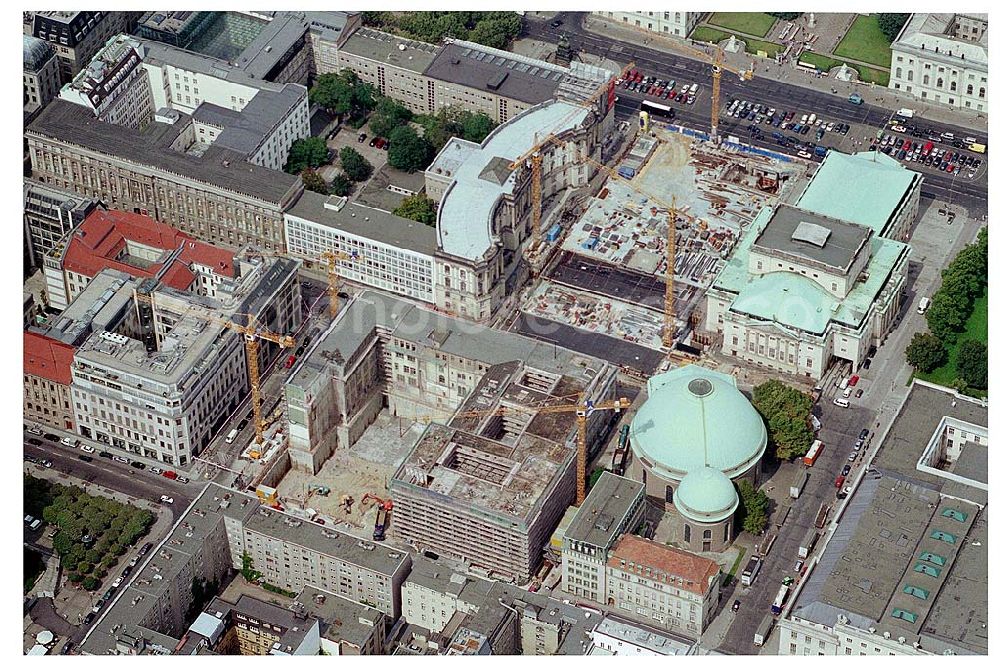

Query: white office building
[591,11,707,37]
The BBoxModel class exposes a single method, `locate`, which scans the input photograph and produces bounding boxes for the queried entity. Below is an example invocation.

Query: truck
[815,503,830,529]
[798,529,819,559]
[618,166,636,179]
[774,504,791,529]
[741,555,763,587]
[771,584,790,614]
[896,108,915,119]
[373,505,388,541]
[803,440,824,467]
[790,469,809,499]
[225,428,238,445]
[754,616,775,646]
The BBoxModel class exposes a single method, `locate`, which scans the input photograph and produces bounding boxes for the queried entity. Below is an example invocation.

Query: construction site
[531,130,807,352]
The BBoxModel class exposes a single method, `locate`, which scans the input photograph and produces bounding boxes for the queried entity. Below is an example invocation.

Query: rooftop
[29,100,302,206]
[24,331,75,384]
[893,14,988,68]
[190,594,318,655]
[31,269,135,346]
[23,34,55,71]
[608,534,720,596]
[60,34,144,111]
[794,151,923,237]
[285,190,438,256]
[340,27,439,74]
[293,586,385,649]
[752,204,872,272]
[564,473,645,550]
[436,100,591,261]
[591,615,695,655]
[192,84,306,156]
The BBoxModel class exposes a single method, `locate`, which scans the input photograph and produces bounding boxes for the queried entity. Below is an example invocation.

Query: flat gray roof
[564,473,644,550]
[340,27,438,73]
[872,381,988,506]
[29,100,301,206]
[426,41,563,105]
[193,85,305,156]
[234,12,310,78]
[294,586,384,649]
[285,190,438,255]
[753,204,871,271]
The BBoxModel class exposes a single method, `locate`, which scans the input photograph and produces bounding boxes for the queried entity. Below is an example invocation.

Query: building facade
[23,179,99,273]
[24,11,141,82]
[591,11,707,37]
[606,535,722,638]
[890,14,988,113]
[24,35,61,120]
[24,330,76,430]
[58,34,154,129]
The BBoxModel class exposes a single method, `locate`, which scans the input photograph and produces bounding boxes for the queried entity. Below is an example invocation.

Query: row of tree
[877,13,910,41]
[362,11,523,49]
[767,12,802,21]
[751,379,815,460]
[25,475,153,591]
[925,227,987,344]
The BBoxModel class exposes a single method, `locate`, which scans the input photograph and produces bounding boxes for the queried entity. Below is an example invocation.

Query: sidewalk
[580,16,987,133]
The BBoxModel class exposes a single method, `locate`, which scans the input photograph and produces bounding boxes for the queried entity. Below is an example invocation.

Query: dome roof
[676,466,739,523]
[630,365,766,480]
[24,35,54,72]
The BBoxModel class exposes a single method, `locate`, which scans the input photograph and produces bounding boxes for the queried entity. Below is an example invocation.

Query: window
[703,529,712,539]
[684,524,691,542]
[665,486,674,504]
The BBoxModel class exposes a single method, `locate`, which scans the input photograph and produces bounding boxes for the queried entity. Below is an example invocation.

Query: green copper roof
[675,466,739,523]
[730,271,836,334]
[795,151,921,236]
[630,365,766,480]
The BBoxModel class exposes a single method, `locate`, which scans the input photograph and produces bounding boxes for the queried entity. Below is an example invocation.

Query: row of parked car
[357,132,390,150]
[873,134,981,177]
[727,99,852,137]
[82,542,156,626]
[618,68,699,105]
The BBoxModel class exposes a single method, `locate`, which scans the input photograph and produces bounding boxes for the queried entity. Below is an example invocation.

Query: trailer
[798,529,819,559]
[771,584,790,614]
[804,440,824,466]
[815,503,830,529]
[741,555,763,587]
[790,468,809,499]
[754,616,775,646]
[774,504,791,529]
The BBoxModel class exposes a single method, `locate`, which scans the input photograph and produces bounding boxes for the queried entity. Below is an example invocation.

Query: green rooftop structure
[794,151,923,240]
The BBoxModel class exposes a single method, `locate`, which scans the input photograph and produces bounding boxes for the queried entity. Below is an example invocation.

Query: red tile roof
[608,534,720,596]
[24,331,75,385]
[60,209,235,290]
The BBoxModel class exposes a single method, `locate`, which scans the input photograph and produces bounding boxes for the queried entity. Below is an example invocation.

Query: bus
[804,439,824,466]
[640,100,675,120]
[771,584,790,614]
[741,555,763,587]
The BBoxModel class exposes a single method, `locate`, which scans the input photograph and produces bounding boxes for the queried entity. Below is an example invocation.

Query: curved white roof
[435,100,589,262]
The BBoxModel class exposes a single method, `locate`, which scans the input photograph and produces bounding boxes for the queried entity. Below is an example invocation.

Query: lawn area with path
[916,289,988,397]
[691,25,784,59]
[833,14,892,68]
[707,12,777,38]
[798,51,890,86]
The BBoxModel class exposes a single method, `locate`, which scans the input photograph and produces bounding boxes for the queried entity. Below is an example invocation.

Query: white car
[81,445,95,453]
[160,495,174,504]
[794,558,805,573]
[112,576,124,588]
[150,467,163,475]
[833,397,851,408]
[61,437,78,448]
[797,150,812,158]
[28,426,42,436]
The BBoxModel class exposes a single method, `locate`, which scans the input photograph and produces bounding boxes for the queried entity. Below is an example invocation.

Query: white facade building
[890,14,988,113]
[58,34,154,129]
[591,11,707,37]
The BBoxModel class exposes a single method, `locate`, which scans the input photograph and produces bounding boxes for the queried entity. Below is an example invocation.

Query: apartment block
[294,586,388,655]
[27,99,304,252]
[23,179,99,272]
[58,34,154,130]
[43,208,236,312]
[562,473,646,603]
[24,330,76,430]
[24,35,61,121]
[181,595,321,655]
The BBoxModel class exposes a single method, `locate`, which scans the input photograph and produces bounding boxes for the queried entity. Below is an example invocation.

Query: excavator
[361,493,393,542]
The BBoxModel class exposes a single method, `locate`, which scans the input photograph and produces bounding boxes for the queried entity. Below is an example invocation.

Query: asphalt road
[524,14,987,215]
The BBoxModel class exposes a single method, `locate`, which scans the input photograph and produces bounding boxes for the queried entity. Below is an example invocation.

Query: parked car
[99,451,113,459]
[794,558,805,572]
[28,438,43,447]
[131,460,146,470]
[177,476,190,484]
[285,355,297,369]
[81,444,95,453]
[732,600,741,612]
[842,464,852,477]
[150,467,163,475]
[160,495,174,504]
[78,455,94,463]
[357,132,367,143]
[113,455,128,463]
[848,451,858,462]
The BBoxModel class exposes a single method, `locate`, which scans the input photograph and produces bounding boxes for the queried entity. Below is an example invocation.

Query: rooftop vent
[791,221,831,247]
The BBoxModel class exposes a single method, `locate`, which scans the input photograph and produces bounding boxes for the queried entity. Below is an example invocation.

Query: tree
[309,70,376,120]
[241,552,262,583]
[461,112,496,143]
[956,339,987,390]
[369,97,414,139]
[767,12,802,20]
[330,174,352,197]
[387,125,434,172]
[926,290,970,344]
[736,480,769,536]
[751,379,814,460]
[339,147,373,182]
[82,576,99,591]
[284,137,330,174]
[300,168,329,195]
[467,13,523,49]
[394,193,437,226]
[905,333,948,373]
[877,13,910,41]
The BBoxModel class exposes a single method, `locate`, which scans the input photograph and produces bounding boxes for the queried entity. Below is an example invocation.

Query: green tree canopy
[339,147,373,182]
[736,480,769,535]
[393,192,437,226]
[877,13,910,41]
[241,552,263,583]
[461,111,496,143]
[366,12,522,48]
[751,379,814,460]
[309,69,376,120]
[284,137,330,174]
[767,12,802,20]
[387,125,434,172]
[956,339,987,390]
[300,168,329,195]
[330,174,352,197]
[905,332,948,373]
[369,97,414,139]
[926,290,971,344]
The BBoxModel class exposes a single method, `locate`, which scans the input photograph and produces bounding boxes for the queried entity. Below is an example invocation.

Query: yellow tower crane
[244,248,363,320]
[663,197,678,349]
[133,291,294,458]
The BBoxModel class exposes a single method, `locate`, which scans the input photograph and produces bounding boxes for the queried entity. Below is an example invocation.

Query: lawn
[691,26,784,59]
[798,52,890,86]
[708,12,777,38]
[24,475,154,592]
[833,15,892,68]
[916,289,988,397]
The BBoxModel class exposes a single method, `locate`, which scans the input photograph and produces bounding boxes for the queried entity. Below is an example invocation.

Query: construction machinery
[245,248,362,320]
[362,493,393,541]
[308,484,331,496]
[339,494,354,514]
[507,61,633,246]
[134,290,294,459]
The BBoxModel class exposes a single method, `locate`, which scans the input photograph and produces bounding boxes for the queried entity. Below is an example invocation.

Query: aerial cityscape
[22,8,987,656]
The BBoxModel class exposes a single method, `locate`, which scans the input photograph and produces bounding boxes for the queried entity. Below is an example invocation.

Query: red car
[285,355,297,369]
[902,140,911,152]
[946,163,954,173]
[847,374,860,387]
[834,475,846,489]
[667,90,677,99]
[161,470,177,480]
